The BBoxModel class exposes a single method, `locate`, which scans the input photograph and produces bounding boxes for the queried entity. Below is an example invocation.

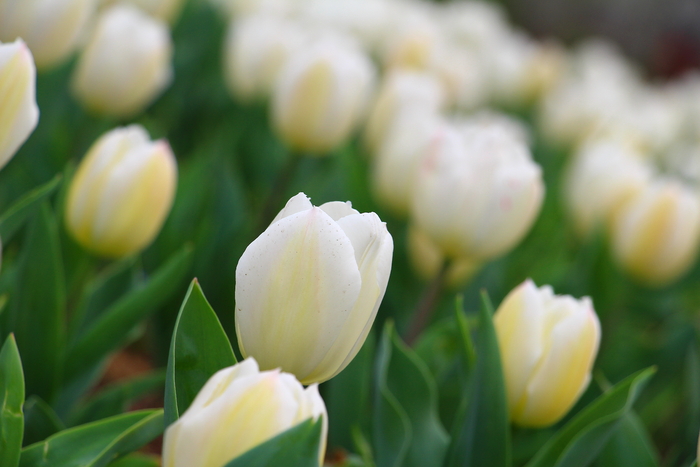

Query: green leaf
[595,412,659,467]
[526,367,655,467]
[8,203,65,403]
[164,279,236,427]
[373,322,450,467]
[65,245,193,384]
[444,292,511,467]
[69,257,138,342]
[107,454,160,467]
[0,176,61,242]
[19,410,163,467]
[224,418,323,467]
[69,372,165,426]
[0,335,24,467]
[23,396,64,447]
[326,331,375,451]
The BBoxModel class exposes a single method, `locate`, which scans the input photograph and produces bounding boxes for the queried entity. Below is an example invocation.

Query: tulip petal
[303,212,393,382]
[235,206,362,382]
[319,200,358,221]
[271,192,313,224]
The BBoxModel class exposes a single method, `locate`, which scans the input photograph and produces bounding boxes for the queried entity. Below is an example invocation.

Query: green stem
[405,259,451,346]
[256,152,302,234]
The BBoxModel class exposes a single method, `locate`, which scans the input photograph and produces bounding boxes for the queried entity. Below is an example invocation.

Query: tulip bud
[407,225,480,289]
[72,4,173,118]
[65,125,177,258]
[162,358,327,467]
[371,110,447,217]
[494,280,601,427]
[235,193,393,384]
[427,45,489,112]
[271,34,375,154]
[412,119,544,261]
[610,179,700,286]
[100,0,187,23]
[379,3,442,71]
[0,0,95,70]
[223,14,308,102]
[565,139,652,237]
[0,40,39,171]
[364,70,445,153]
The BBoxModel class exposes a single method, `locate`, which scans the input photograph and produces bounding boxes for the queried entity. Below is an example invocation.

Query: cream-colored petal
[271,192,313,224]
[235,207,362,381]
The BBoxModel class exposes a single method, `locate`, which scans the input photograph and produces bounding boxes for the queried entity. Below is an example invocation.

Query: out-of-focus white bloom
[0,0,95,70]
[412,121,544,261]
[438,0,510,50]
[224,14,308,102]
[665,71,700,140]
[162,358,327,467]
[407,225,480,289]
[235,193,393,384]
[372,111,447,217]
[0,40,39,171]
[101,0,187,23]
[539,39,644,147]
[211,0,300,19]
[72,4,173,118]
[364,70,445,153]
[455,111,531,147]
[659,142,700,186]
[610,179,700,286]
[65,125,177,258]
[565,139,653,237]
[271,34,375,154]
[494,280,600,427]
[378,2,443,71]
[427,45,489,111]
[297,0,398,51]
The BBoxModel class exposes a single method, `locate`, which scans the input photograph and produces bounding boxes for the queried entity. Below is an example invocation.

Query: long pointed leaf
[164,279,236,427]
[20,410,163,467]
[0,335,24,467]
[444,292,510,467]
[0,176,61,242]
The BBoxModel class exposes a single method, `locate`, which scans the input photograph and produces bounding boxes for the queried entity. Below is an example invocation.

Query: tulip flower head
[0,0,95,70]
[494,280,601,427]
[610,179,700,286]
[72,4,173,118]
[162,358,327,467]
[412,119,544,261]
[0,40,39,171]
[271,34,375,154]
[224,14,309,102]
[235,193,393,384]
[65,125,177,258]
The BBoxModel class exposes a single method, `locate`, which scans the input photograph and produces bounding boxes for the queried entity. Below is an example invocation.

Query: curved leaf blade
[526,367,655,467]
[164,279,236,427]
[0,335,24,467]
[65,245,193,383]
[0,176,61,242]
[19,410,163,467]
[445,292,510,467]
[224,418,323,467]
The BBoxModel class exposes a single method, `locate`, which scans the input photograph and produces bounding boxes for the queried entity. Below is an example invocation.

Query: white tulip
[271,34,375,154]
[223,14,308,102]
[371,110,447,217]
[162,358,327,467]
[565,138,653,237]
[65,125,177,258]
[72,4,173,118]
[364,69,445,153]
[494,280,601,427]
[0,40,39,171]
[235,193,393,384]
[412,119,544,260]
[0,0,95,70]
[100,0,187,23]
[610,179,700,286]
